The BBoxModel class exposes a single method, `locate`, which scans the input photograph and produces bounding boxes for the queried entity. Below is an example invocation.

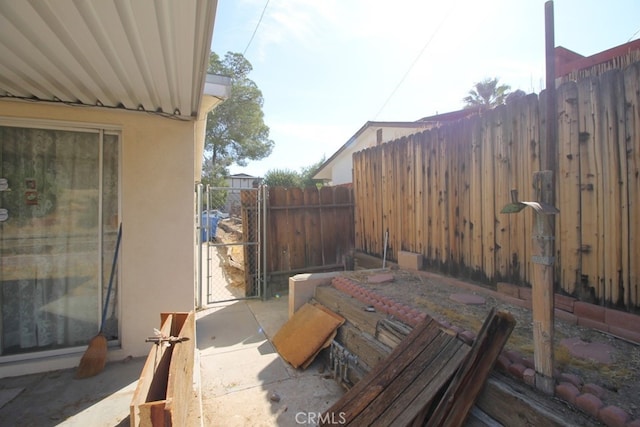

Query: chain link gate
[196,184,267,307]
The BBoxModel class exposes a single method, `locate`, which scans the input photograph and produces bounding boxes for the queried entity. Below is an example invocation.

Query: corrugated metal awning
[0,0,222,119]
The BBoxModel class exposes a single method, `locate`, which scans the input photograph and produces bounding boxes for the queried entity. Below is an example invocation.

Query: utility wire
[373,4,455,120]
[243,0,271,55]
[628,27,640,42]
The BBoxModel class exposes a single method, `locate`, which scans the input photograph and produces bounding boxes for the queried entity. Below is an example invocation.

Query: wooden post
[532,171,555,395]
[533,1,556,396]
[532,0,557,395]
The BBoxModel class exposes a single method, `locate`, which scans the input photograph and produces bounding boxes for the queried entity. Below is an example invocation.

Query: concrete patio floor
[0,295,344,426]
[197,297,344,427]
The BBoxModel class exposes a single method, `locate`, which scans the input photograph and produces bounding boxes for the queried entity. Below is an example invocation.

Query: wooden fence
[265,185,354,278]
[353,63,640,311]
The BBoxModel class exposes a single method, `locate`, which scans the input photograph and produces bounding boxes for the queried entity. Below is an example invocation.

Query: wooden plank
[592,76,607,302]
[336,322,391,372]
[442,125,453,271]
[476,374,601,427]
[303,188,323,267]
[468,116,484,276]
[334,186,355,264]
[436,127,447,267]
[493,105,510,281]
[370,334,468,426]
[458,119,472,272]
[287,187,306,270]
[600,70,625,305]
[314,285,386,337]
[505,95,525,283]
[413,133,424,256]
[319,317,442,425]
[165,311,195,427]
[450,121,464,273]
[130,314,174,427]
[624,62,640,307]
[556,81,582,295]
[319,187,337,264]
[425,130,436,263]
[371,147,381,255]
[481,113,496,280]
[353,151,363,251]
[391,141,400,261]
[426,309,515,426]
[577,77,600,301]
[376,318,413,348]
[268,187,289,273]
[522,94,540,286]
[137,402,167,427]
[405,136,416,253]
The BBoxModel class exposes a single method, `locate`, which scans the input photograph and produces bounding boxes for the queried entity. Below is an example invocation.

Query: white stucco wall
[0,100,197,377]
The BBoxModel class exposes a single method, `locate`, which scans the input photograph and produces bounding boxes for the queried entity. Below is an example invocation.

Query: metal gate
[195,184,267,307]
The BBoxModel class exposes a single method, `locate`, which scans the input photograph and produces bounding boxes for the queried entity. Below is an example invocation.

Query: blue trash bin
[201,211,219,242]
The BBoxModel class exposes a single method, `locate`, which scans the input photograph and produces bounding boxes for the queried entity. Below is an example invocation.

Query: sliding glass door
[0,124,119,357]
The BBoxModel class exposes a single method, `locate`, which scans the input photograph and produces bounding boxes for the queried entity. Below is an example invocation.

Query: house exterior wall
[0,100,197,377]
[328,126,428,185]
[227,175,258,188]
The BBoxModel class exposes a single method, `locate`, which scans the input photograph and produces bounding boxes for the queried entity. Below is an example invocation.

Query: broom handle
[101,223,122,331]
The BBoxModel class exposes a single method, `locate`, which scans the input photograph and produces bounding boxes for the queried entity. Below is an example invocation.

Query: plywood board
[272,302,344,369]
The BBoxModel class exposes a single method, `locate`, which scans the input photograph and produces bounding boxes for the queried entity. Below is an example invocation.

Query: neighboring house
[224,173,261,215]
[227,173,262,189]
[555,38,640,82]
[0,1,230,377]
[313,113,476,186]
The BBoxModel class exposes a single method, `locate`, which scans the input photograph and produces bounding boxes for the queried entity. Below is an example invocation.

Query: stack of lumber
[319,308,515,426]
[314,284,601,426]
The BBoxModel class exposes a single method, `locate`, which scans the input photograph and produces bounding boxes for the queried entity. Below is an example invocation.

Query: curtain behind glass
[0,126,110,356]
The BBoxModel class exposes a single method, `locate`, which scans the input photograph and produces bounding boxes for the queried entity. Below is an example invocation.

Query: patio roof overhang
[0,0,228,120]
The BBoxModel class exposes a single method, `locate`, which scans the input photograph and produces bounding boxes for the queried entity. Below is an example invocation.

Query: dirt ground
[340,269,640,421]
[213,218,245,289]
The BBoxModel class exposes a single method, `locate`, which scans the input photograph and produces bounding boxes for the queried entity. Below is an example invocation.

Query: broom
[76,223,122,379]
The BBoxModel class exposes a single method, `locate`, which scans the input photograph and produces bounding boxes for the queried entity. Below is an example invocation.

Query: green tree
[263,169,302,188]
[463,77,511,110]
[299,156,326,188]
[202,52,274,185]
[263,157,327,189]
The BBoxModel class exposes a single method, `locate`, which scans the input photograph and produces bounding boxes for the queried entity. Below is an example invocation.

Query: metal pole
[196,183,203,309]
[262,185,268,300]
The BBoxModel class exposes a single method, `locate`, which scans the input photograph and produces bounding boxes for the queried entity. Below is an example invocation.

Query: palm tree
[463,77,511,110]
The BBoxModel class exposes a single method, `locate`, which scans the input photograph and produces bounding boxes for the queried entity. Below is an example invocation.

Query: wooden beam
[476,374,601,427]
[425,309,516,427]
[532,171,556,395]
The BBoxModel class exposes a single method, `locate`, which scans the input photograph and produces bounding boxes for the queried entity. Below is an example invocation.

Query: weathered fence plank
[556,81,582,296]
[624,62,640,308]
[352,61,640,310]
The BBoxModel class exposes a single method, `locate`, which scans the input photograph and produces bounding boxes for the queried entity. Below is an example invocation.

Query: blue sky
[211,0,640,178]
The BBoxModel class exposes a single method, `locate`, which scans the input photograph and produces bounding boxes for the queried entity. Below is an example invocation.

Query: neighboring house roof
[555,38,640,80]
[228,173,260,179]
[0,0,229,119]
[313,110,477,184]
[313,121,433,182]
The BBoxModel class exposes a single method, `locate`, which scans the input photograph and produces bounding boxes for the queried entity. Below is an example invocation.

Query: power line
[243,0,271,56]
[373,4,455,120]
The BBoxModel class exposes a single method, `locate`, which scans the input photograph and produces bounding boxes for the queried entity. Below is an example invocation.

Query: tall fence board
[265,186,354,278]
[353,64,640,310]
